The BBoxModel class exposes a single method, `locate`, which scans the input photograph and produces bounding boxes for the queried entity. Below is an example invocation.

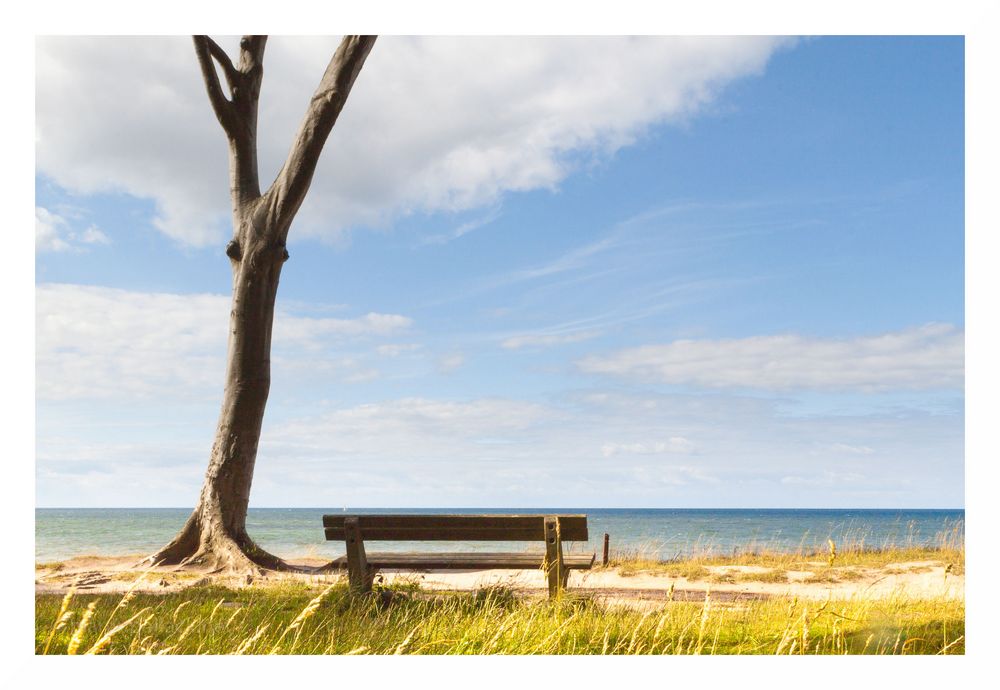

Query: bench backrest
[323,514,588,542]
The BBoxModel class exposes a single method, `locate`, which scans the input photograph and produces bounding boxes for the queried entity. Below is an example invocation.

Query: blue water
[34,508,964,563]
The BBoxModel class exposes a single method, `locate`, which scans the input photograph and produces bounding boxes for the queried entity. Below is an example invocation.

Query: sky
[34,35,964,509]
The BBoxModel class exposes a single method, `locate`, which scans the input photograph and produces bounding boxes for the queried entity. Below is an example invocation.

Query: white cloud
[600,438,697,457]
[501,330,602,350]
[376,343,421,357]
[633,465,721,486]
[272,397,553,451]
[36,207,111,252]
[780,471,866,487]
[277,311,412,345]
[578,324,964,392]
[79,225,111,245]
[36,385,964,507]
[827,443,875,456]
[419,208,502,245]
[36,283,412,400]
[36,207,70,252]
[261,395,707,474]
[245,388,960,506]
[438,352,466,373]
[36,36,791,247]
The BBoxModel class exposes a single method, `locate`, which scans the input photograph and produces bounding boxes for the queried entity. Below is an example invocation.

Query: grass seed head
[67,601,97,655]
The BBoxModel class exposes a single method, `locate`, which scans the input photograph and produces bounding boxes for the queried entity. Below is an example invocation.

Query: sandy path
[371,563,963,601]
[34,555,963,604]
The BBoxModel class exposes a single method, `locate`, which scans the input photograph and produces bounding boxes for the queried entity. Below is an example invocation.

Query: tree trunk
[145,34,375,573]
[148,222,289,571]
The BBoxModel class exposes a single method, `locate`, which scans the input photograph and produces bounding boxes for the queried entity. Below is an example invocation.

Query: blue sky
[34,36,964,508]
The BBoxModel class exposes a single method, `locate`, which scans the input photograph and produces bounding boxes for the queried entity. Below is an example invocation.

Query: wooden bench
[322,514,594,598]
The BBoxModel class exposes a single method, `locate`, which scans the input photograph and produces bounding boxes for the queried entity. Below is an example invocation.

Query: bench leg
[344,517,373,594]
[544,516,565,599]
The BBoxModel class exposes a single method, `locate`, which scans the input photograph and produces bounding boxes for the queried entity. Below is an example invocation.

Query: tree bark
[146,35,376,573]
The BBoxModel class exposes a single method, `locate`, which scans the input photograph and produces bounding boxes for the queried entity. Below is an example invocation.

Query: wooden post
[603,533,610,566]
[344,517,372,594]
[544,516,564,599]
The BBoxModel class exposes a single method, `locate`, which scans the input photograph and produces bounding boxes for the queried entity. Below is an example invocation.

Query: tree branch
[193,35,267,212]
[238,35,268,75]
[204,36,239,93]
[193,36,236,134]
[266,35,377,234]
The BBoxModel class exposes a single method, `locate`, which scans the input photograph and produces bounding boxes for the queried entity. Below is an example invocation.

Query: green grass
[36,580,964,655]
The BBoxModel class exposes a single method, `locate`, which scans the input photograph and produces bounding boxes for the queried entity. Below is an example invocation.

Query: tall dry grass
[36,579,963,655]
[607,520,964,580]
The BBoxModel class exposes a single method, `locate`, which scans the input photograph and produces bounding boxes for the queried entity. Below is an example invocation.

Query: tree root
[140,511,304,574]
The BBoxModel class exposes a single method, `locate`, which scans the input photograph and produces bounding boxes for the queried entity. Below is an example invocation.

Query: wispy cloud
[600,438,697,457]
[35,207,70,252]
[437,352,466,373]
[501,330,602,350]
[826,443,875,456]
[36,284,413,400]
[419,208,502,245]
[376,343,422,357]
[484,276,730,345]
[245,389,959,506]
[499,235,623,286]
[780,471,866,487]
[447,193,777,319]
[424,233,630,309]
[37,384,963,507]
[36,206,110,253]
[578,324,964,392]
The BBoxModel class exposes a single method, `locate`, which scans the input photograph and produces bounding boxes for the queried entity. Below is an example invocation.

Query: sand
[34,555,963,607]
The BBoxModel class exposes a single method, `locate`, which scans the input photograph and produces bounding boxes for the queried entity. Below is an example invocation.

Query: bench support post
[344,517,373,594]
[544,516,565,599]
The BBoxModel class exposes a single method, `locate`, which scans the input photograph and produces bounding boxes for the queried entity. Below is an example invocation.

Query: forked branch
[193,34,372,242]
[204,36,239,92]
[193,36,236,134]
[193,35,267,208]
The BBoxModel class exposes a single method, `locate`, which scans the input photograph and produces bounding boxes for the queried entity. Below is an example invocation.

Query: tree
[146,35,377,572]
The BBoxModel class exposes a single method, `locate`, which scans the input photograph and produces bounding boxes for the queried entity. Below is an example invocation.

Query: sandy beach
[35,554,963,609]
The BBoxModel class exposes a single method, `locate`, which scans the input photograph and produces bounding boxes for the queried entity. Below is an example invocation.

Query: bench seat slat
[325,552,595,570]
[325,526,585,541]
[322,514,588,529]
[322,514,589,541]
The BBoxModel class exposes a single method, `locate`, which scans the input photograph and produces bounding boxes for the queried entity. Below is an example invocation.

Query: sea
[35,508,964,563]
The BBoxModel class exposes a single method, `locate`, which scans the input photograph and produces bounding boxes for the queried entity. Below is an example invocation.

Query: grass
[36,578,964,655]
[708,569,790,584]
[36,524,964,655]
[604,523,965,584]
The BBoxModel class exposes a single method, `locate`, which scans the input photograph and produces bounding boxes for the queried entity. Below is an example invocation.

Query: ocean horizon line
[35,506,966,511]
[35,504,965,511]
[35,506,964,563]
